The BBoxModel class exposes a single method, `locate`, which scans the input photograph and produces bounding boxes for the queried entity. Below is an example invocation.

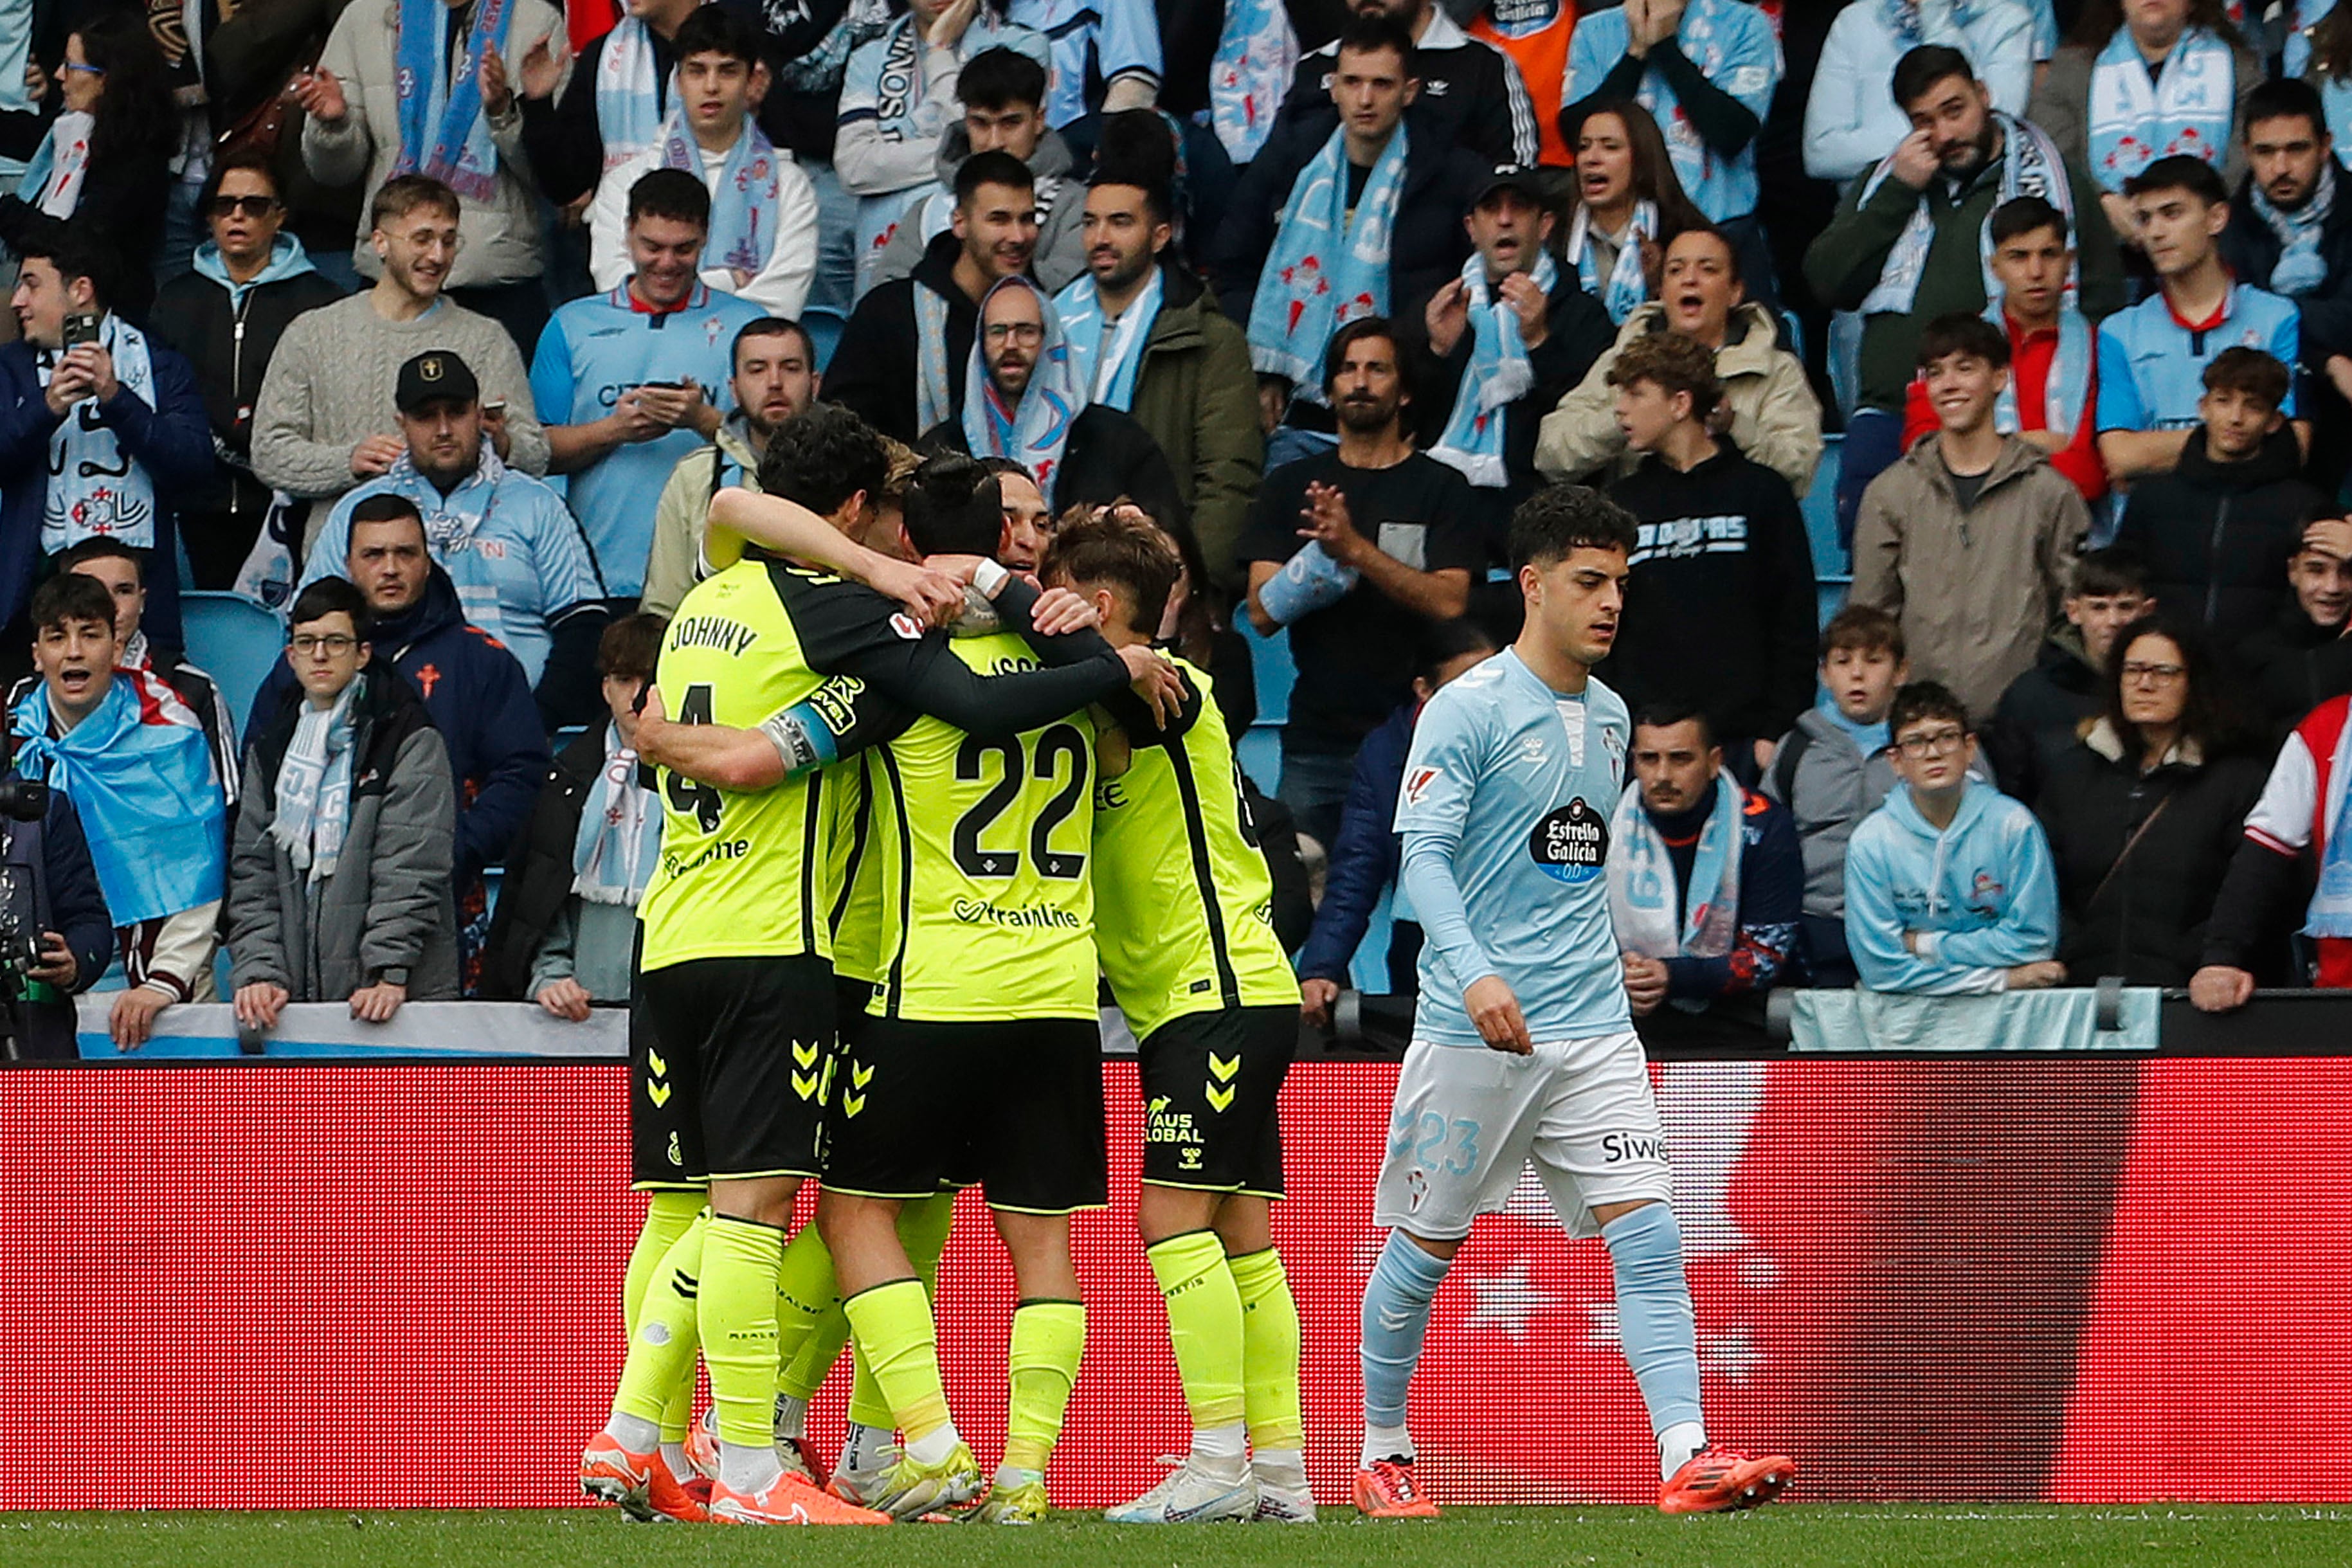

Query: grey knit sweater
[250,293,550,502]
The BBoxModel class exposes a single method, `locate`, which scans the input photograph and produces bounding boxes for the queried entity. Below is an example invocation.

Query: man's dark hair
[350,493,426,532]
[759,404,889,517]
[1606,330,1724,422]
[599,613,668,681]
[198,147,283,213]
[371,173,460,232]
[1915,312,2011,372]
[288,575,374,638]
[12,223,107,304]
[1821,603,1905,662]
[2122,154,2230,208]
[1088,166,1172,228]
[2203,346,2292,410]
[2243,75,2327,141]
[1890,44,1975,111]
[2070,545,2148,601]
[1320,316,1414,408]
[673,3,765,66]
[1415,617,1499,685]
[955,149,1035,210]
[54,536,145,587]
[1632,701,1716,752]
[959,46,1047,111]
[628,167,712,231]
[1093,107,1179,225]
[1334,12,1417,73]
[1508,483,1638,572]
[30,572,118,637]
[1989,195,2069,249]
[1038,509,1183,634]
[733,316,816,371]
[902,453,1006,557]
[1887,680,1973,739]
[1659,221,1742,285]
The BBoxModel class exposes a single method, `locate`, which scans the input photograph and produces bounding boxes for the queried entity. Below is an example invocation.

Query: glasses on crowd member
[61,62,105,77]
[2121,660,2187,685]
[983,321,1044,345]
[206,195,282,219]
[397,227,466,255]
[1895,726,1968,758]
[290,633,359,656]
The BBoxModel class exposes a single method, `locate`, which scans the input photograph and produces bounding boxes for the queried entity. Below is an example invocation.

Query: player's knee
[1398,1228,1465,1265]
[1211,1194,1272,1256]
[710,1175,800,1230]
[1135,1183,1217,1247]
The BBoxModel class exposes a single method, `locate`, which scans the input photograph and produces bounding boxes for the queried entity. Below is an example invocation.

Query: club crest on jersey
[889,612,923,640]
[1404,766,1442,806]
[1528,796,1607,883]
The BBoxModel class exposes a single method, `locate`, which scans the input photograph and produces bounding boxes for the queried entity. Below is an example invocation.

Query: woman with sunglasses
[149,148,348,588]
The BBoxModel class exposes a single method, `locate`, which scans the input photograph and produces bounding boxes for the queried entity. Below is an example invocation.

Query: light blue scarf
[1429,249,1557,489]
[1208,0,1298,165]
[1989,304,2094,438]
[1247,122,1409,394]
[392,0,511,203]
[572,723,660,905]
[40,315,159,555]
[1055,264,1162,410]
[2252,158,2337,296]
[1566,198,1654,327]
[915,282,954,436]
[17,109,92,216]
[1609,772,1744,962]
[1818,697,1890,761]
[963,278,1083,501]
[2086,26,2235,194]
[271,679,358,885]
[194,233,320,311]
[10,672,226,926]
[1859,111,2076,316]
[662,114,784,278]
[593,15,666,172]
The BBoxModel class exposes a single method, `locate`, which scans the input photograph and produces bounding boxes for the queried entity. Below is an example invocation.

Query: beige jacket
[1850,434,2088,721]
[640,420,764,621]
[1533,301,1825,494]
[303,0,568,288]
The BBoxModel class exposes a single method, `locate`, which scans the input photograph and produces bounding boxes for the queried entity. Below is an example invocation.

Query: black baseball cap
[1469,165,1546,206]
[395,350,480,413]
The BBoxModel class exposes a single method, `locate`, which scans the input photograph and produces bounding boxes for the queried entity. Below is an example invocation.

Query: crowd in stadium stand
[9,0,2352,1055]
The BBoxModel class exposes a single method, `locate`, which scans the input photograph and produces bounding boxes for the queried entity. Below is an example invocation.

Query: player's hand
[1117,643,1185,726]
[28,931,78,989]
[2189,964,2256,1013]
[1499,272,1549,348]
[1296,482,1366,567]
[1890,129,1939,192]
[632,685,677,765]
[1424,276,1469,359]
[518,32,567,101]
[869,555,966,627]
[1301,976,1341,1031]
[536,977,593,1022]
[2003,960,2067,991]
[349,979,408,1023]
[1620,954,1670,1016]
[1030,586,1100,636]
[478,42,514,117]
[1463,974,1532,1054]
[350,433,406,477]
[291,68,348,125]
[235,981,290,1031]
[109,986,171,1051]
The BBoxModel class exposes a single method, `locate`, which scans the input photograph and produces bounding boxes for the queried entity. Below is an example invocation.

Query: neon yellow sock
[779,1303,850,1405]
[697,1216,786,1448]
[613,1213,707,1428]
[622,1192,705,1441]
[1002,1299,1085,1474]
[1229,1246,1304,1450]
[772,1221,838,1380]
[843,1277,953,1443]
[1146,1231,1247,1435]
[845,1192,956,1427]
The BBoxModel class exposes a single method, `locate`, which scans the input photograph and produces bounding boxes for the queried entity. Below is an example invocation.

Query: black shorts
[1137,1005,1295,1198]
[824,1016,1107,1214]
[628,955,835,1187]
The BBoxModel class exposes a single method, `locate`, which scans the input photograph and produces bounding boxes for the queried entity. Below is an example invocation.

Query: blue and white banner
[74,1000,626,1061]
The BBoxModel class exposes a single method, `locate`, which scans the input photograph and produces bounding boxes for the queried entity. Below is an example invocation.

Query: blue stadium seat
[179,591,285,741]
[802,305,847,375]
[1803,433,1850,628]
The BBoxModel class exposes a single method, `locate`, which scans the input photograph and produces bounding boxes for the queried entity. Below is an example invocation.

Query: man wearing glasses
[1843,681,2065,995]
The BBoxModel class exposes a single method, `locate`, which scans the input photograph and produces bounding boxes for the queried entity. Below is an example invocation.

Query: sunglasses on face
[206,195,282,219]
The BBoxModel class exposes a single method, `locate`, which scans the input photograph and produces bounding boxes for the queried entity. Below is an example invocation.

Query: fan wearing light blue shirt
[1561,0,1781,227]
[2095,154,2306,482]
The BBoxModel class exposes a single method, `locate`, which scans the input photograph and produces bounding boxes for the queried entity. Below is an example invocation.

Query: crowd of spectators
[10,0,2352,1057]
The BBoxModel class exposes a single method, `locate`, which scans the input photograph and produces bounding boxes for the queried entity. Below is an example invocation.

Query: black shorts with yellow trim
[1136,1004,1296,1198]
[629,955,835,1187]
[824,1014,1107,1214]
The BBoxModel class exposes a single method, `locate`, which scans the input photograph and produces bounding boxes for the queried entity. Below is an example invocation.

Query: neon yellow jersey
[1090,660,1299,1036]
[863,633,1099,1022]
[826,753,885,986]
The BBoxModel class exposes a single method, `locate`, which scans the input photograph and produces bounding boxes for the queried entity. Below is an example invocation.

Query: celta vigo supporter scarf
[572,722,661,904]
[662,112,784,278]
[1209,0,1297,165]
[595,15,666,171]
[271,677,358,885]
[18,109,92,216]
[1609,772,1744,964]
[963,278,1083,500]
[393,0,512,201]
[1056,263,1162,410]
[1988,302,2094,438]
[40,315,159,554]
[1566,197,1654,327]
[1430,249,1559,488]
[1859,111,2076,316]
[2087,24,2234,192]
[2252,156,2337,296]
[1247,122,1409,397]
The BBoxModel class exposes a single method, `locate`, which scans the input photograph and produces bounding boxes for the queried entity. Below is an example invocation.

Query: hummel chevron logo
[1208,1053,1240,1081]
[1206,1083,1236,1113]
[851,1061,875,1088]
[647,1081,672,1107]
[792,1040,820,1069]
[842,1092,867,1119]
[791,1071,819,1101]
[647,1049,667,1077]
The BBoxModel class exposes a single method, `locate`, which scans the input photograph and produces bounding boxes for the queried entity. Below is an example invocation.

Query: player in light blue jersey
[532,168,766,598]
[1353,484,1794,1520]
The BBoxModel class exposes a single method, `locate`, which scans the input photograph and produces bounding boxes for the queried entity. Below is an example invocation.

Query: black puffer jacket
[1987,631,2103,807]
[2112,428,2324,647]
[2235,599,2352,739]
[2034,719,2271,986]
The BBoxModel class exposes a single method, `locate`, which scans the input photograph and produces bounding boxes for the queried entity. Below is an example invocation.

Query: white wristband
[972,558,1011,598]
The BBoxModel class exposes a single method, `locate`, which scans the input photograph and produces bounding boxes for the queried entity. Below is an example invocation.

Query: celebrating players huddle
[576,404,1793,1526]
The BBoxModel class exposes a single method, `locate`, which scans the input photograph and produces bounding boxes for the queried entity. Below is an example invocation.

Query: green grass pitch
[11,1507,2352,1567]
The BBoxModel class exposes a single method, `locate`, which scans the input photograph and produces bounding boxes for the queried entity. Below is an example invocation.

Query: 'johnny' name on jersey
[667,614,760,657]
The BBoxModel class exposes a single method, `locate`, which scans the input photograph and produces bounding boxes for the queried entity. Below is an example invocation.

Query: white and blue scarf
[662,114,784,278]
[392,0,512,202]
[40,315,159,555]
[1566,198,1654,326]
[1859,111,2076,317]
[1209,0,1298,165]
[18,109,92,215]
[271,678,359,885]
[1055,264,1162,410]
[2252,158,2338,296]
[963,278,1083,500]
[1247,122,1409,393]
[10,672,225,926]
[1876,0,1980,48]
[1989,303,2095,437]
[1609,773,1744,962]
[573,723,661,905]
[595,15,667,172]
[1430,250,1557,489]
[2087,25,2235,193]
[915,281,955,435]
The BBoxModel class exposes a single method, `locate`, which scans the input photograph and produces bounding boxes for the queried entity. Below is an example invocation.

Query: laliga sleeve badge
[1528,796,1607,883]
[889,612,923,640]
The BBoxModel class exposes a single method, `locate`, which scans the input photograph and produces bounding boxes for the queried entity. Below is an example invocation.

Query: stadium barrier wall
[1,1056,2345,1509]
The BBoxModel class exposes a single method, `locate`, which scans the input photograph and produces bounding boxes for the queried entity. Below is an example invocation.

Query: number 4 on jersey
[662,682,724,834]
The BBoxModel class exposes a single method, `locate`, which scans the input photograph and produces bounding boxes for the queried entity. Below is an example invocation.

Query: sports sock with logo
[770,1220,837,1381]
[844,1276,958,1460]
[1228,1245,1304,1479]
[610,1211,709,1444]
[1002,1299,1085,1475]
[844,1192,955,1429]
[1145,1232,1247,1468]
[698,1213,788,1486]
[621,1191,705,1443]
[1600,1203,1707,1481]
[1359,1229,1449,1456]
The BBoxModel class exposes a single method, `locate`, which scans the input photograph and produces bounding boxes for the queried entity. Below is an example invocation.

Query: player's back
[1091,659,1299,1037]
[862,632,1099,1022]
[1395,647,1634,1046]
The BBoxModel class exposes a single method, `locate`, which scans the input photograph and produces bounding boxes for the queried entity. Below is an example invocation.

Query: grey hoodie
[869,125,1085,294]
[1763,705,1898,923]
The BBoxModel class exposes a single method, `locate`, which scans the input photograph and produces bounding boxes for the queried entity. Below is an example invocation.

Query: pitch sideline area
[10,1507,2352,1567]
